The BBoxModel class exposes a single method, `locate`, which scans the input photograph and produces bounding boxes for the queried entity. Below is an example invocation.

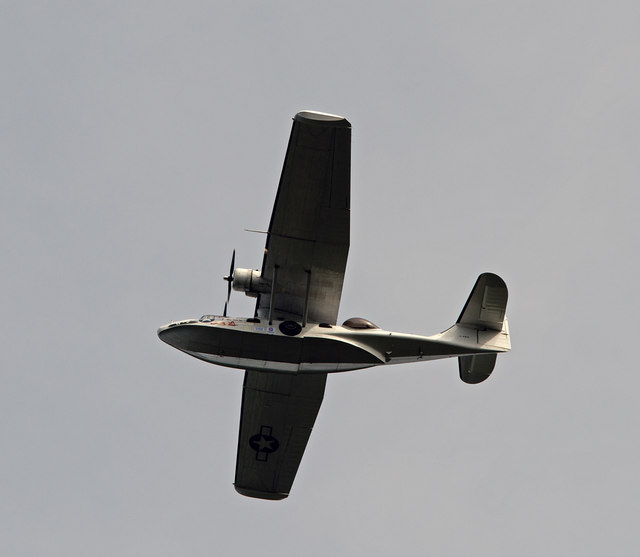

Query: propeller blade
[222,249,236,317]
[226,277,232,309]
[229,249,235,278]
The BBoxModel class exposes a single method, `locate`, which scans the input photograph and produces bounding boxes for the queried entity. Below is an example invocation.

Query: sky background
[2,1,639,555]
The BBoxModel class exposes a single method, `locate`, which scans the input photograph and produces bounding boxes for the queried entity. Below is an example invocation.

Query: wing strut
[268,265,279,325]
[302,270,312,326]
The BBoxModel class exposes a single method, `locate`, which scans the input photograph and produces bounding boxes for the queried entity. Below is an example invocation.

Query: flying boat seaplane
[158,110,511,500]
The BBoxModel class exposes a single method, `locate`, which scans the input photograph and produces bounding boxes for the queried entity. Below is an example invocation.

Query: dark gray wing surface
[234,370,327,500]
[255,111,351,325]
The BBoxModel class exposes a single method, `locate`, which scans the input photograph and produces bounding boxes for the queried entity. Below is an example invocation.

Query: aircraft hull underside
[158,321,496,374]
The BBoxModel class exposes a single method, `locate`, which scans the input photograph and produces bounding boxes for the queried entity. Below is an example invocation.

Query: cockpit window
[342,317,380,329]
[200,315,218,322]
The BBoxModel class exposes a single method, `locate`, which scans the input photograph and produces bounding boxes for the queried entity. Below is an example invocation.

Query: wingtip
[234,485,289,500]
[476,272,507,289]
[294,110,351,128]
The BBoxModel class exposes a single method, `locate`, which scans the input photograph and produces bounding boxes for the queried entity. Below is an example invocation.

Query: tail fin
[457,273,508,331]
[456,273,509,384]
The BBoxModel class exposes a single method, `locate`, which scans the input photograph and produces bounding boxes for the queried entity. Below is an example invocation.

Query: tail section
[455,273,510,384]
[457,272,508,331]
[459,354,496,384]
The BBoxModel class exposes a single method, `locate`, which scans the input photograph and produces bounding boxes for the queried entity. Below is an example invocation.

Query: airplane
[158,110,511,500]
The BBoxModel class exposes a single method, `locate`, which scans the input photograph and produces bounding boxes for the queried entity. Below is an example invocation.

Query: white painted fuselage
[158,316,510,374]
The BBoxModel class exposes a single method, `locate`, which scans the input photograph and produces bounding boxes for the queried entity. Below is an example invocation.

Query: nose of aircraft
[157,321,206,353]
[157,325,185,350]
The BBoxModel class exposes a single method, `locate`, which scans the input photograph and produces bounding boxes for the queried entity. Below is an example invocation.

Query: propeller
[222,249,235,317]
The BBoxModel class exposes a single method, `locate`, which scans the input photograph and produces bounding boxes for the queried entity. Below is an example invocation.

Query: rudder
[457,273,508,331]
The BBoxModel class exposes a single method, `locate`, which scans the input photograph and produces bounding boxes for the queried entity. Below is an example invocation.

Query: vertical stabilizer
[457,273,508,331]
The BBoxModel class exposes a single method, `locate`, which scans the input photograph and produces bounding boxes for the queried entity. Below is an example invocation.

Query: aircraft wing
[234,370,327,500]
[255,111,351,325]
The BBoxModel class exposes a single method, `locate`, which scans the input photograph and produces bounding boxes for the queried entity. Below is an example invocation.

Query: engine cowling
[232,268,271,298]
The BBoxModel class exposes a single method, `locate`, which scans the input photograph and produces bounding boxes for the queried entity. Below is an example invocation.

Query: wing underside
[234,370,327,500]
[255,111,351,325]
[235,111,349,500]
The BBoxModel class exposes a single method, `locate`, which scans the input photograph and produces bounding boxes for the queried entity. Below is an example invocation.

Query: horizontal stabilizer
[457,273,508,331]
[459,354,497,384]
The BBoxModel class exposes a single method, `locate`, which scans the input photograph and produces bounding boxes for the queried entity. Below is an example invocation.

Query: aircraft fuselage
[158,316,509,374]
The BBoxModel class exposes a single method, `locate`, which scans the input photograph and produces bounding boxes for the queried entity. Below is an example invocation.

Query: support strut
[268,265,279,325]
[302,269,312,327]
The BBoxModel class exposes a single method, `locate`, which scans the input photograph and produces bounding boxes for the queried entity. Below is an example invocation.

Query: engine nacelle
[233,268,271,298]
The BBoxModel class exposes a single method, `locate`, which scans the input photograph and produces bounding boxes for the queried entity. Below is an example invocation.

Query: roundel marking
[279,320,302,336]
[249,425,280,461]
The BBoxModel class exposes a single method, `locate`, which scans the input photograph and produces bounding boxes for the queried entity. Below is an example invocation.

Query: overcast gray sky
[2,1,639,555]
